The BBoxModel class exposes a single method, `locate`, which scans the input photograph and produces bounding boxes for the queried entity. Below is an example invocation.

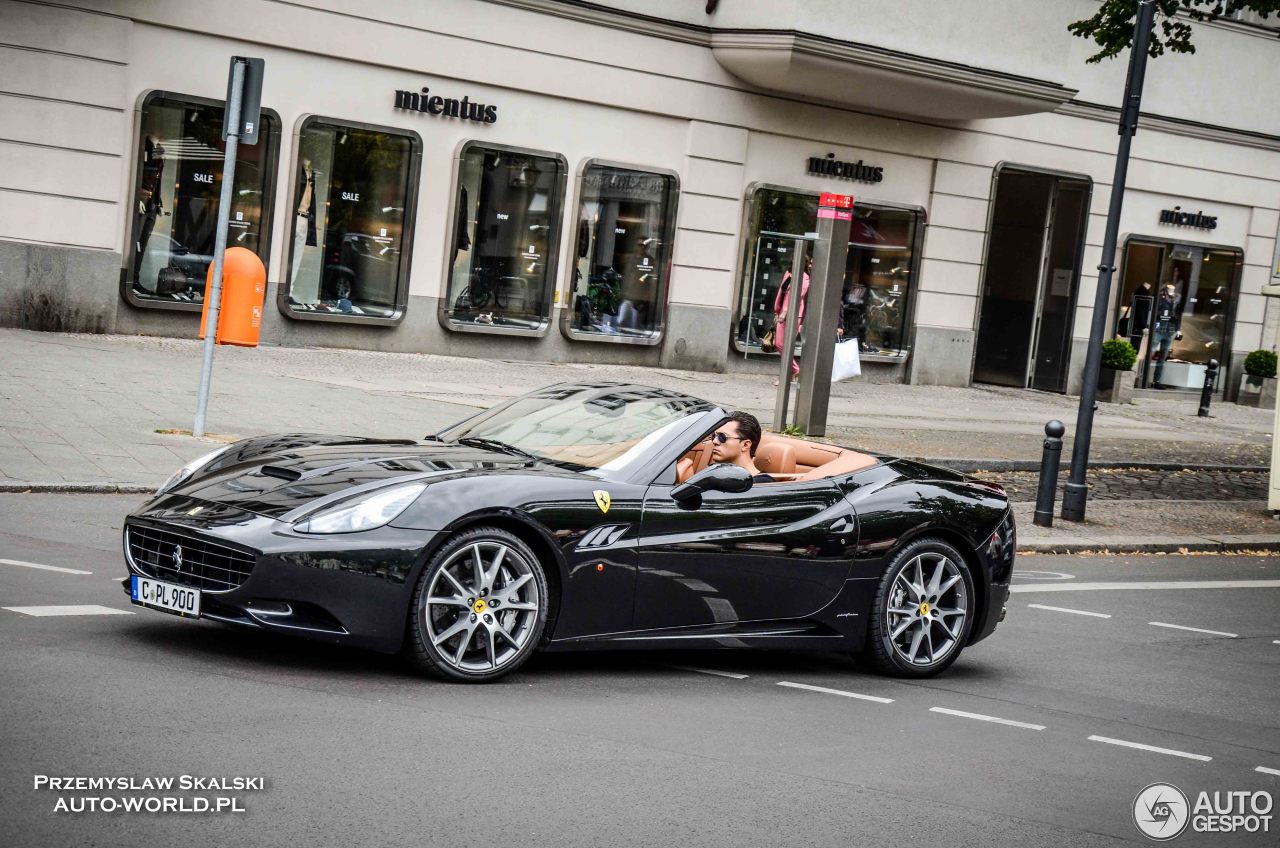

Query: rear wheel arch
[882,525,986,647]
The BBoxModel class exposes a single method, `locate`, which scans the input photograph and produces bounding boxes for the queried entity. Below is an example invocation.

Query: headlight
[294,483,427,534]
[156,444,236,496]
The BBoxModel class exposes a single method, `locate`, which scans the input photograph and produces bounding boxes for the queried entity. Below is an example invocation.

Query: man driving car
[709,411,775,483]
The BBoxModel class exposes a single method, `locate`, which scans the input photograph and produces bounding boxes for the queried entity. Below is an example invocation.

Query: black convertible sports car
[120,382,1014,682]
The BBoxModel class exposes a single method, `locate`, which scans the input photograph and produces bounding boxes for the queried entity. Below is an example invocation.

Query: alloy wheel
[421,541,541,673]
[885,552,968,668]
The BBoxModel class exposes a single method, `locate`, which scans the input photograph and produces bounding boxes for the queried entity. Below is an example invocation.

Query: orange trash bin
[199,247,267,347]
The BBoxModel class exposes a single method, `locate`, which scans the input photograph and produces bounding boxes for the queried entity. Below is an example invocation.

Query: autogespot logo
[1133,783,1190,841]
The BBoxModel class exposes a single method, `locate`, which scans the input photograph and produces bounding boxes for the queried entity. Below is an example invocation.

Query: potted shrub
[1098,338,1137,404]
[1238,349,1278,409]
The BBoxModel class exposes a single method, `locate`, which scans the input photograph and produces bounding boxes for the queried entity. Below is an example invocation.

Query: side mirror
[671,463,753,503]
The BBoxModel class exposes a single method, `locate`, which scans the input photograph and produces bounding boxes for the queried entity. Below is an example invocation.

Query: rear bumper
[968,506,1015,645]
[969,580,1010,645]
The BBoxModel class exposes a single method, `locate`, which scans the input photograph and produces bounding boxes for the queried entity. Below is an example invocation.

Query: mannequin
[290,157,317,291]
[1151,281,1184,389]
[1125,281,1153,352]
[132,136,165,286]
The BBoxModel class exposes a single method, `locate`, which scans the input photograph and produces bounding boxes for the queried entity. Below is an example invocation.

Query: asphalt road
[1,494,1278,847]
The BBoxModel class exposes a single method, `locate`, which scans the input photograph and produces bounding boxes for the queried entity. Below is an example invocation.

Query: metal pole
[1060,0,1156,522]
[193,58,245,438]
[795,202,852,437]
[1033,420,1065,527]
[773,241,807,431]
[1198,359,1218,417]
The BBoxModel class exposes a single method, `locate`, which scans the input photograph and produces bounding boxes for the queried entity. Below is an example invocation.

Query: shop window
[735,187,922,357]
[1116,239,1242,390]
[282,118,420,322]
[125,93,278,310]
[564,164,677,343]
[444,144,566,334]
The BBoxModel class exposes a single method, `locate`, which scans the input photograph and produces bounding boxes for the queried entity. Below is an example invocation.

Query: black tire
[861,536,976,678]
[404,526,549,683]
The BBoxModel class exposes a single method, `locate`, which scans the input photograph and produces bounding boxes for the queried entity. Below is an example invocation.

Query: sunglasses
[710,431,743,445]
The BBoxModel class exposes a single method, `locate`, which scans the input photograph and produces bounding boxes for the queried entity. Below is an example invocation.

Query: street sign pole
[1060,0,1156,522]
[795,193,853,436]
[193,57,262,438]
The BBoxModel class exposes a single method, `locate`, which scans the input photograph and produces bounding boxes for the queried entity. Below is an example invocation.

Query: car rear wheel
[405,527,548,682]
[862,537,975,678]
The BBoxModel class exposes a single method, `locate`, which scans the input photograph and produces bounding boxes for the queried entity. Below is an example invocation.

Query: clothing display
[1121,283,1153,349]
[568,167,671,340]
[449,147,561,328]
[132,136,165,283]
[1151,285,1184,385]
[284,122,413,320]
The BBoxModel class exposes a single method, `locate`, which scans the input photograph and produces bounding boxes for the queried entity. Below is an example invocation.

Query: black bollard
[1198,359,1219,417]
[1033,420,1066,528]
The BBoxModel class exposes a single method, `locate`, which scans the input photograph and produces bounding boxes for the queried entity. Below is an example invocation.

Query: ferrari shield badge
[593,490,612,514]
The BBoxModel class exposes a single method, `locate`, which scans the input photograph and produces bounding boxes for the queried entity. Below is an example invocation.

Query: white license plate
[131,575,201,617]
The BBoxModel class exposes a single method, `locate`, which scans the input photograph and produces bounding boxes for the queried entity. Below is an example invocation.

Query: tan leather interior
[675,432,878,484]
[755,441,796,475]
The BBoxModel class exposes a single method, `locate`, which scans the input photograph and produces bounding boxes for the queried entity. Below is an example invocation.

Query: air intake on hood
[259,465,303,482]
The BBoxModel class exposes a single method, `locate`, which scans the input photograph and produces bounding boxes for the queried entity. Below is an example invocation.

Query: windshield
[437,384,713,472]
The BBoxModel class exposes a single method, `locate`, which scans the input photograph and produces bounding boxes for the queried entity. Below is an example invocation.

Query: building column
[907,161,990,387]
[659,121,747,373]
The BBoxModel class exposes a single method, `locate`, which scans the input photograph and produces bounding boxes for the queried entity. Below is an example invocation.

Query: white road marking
[928,707,1045,731]
[1088,735,1212,762]
[777,681,894,704]
[3,605,134,617]
[0,558,92,575]
[1256,766,1280,777]
[1014,570,1075,581]
[665,665,748,680]
[1011,579,1280,594]
[1273,640,1280,645]
[1027,603,1112,619]
[1149,622,1239,638]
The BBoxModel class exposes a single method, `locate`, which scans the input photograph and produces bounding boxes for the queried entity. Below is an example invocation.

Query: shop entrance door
[972,169,1089,392]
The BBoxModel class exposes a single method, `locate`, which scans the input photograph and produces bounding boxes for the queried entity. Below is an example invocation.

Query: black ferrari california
[121,382,1014,682]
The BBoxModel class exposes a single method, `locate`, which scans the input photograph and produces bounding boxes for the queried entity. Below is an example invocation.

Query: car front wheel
[405,527,548,682]
[862,537,975,678]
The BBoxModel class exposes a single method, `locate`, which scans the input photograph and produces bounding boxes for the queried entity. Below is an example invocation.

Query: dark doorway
[973,168,1090,392]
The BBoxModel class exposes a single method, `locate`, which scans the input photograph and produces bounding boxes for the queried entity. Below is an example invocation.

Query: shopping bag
[831,338,862,382]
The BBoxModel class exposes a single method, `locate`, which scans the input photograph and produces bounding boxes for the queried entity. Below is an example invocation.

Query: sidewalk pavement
[1,328,1276,553]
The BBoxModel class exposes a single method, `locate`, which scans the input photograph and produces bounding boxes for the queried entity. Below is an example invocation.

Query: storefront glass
[1116,239,1242,389]
[565,164,677,343]
[283,119,419,321]
[445,144,566,332]
[735,187,922,356]
[126,93,278,308]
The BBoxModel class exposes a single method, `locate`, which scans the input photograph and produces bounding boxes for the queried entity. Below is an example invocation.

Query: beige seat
[755,442,796,476]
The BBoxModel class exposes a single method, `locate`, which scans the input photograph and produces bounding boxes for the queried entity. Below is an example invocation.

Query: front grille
[126,524,257,592]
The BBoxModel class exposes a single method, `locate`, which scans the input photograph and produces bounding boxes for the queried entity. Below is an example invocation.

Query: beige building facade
[2,0,1278,394]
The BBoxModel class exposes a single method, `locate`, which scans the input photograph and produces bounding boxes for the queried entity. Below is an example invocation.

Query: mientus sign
[807,152,884,184]
[1159,205,1217,230]
[394,86,497,124]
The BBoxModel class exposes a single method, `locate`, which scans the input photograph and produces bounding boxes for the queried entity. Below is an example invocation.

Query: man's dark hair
[728,411,762,457]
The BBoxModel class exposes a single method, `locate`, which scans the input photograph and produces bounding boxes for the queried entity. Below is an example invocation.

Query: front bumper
[121,494,437,653]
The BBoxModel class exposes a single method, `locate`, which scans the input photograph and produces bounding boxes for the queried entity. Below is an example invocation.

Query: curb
[1019,537,1280,555]
[0,483,155,494]
[922,458,1267,474]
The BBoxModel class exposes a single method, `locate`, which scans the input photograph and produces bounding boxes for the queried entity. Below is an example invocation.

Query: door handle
[830,516,855,535]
